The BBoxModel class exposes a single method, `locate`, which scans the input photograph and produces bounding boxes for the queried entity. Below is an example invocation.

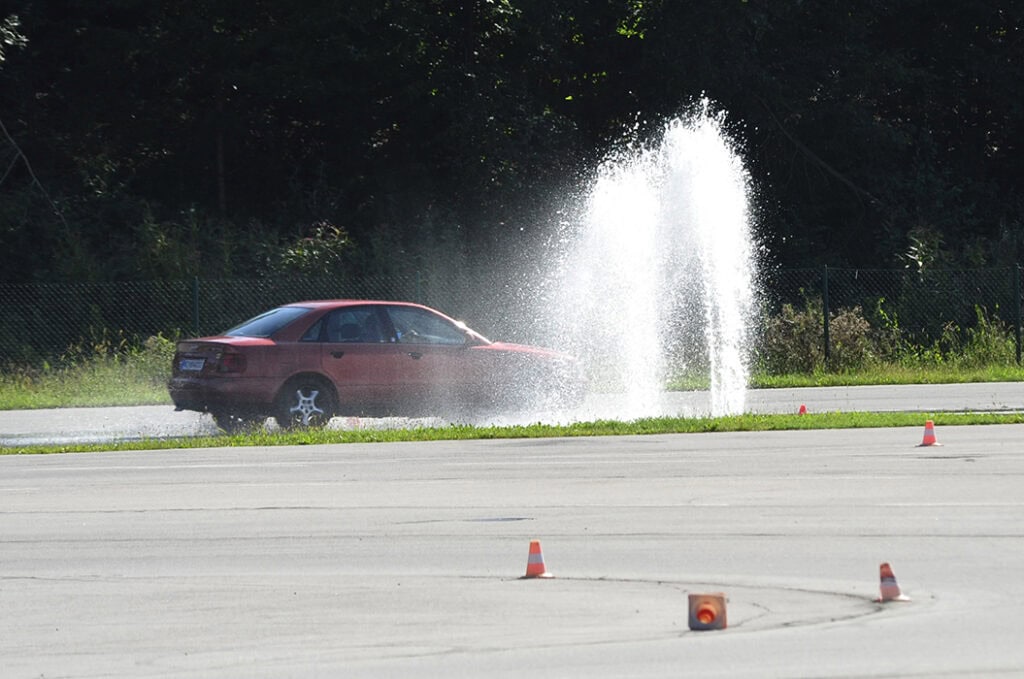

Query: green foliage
[3,1,1021,282]
[961,308,1018,366]
[871,298,1017,368]
[760,300,824,374]
[760,296,1020,376]
[133,333,179,380]
[131,206,253,280]
[759,297,874,374]
[269,221,355,276]
[870,297,912,363]
[826,306,874,372]
[750,364,1024,388]
[0,333,176,408]
[923,307,1018,368]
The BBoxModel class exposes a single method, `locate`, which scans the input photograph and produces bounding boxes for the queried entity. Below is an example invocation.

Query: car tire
[211,411,265,434]
[274,377,337,430]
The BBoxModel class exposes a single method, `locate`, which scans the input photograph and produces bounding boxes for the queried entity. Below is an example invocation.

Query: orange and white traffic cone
[876,562,910,602]
[521,540,553,579]
[688,593,727,630]
[918,420,941,446]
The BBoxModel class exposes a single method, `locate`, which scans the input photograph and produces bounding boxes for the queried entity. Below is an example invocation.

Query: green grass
[0,360,172,409]
[5,411,1023,456]
[664,363,1024,391]
[0,334,175,409]
[748,364,1024,388]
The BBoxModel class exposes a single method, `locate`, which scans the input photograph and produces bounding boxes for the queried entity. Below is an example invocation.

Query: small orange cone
[688,593,727,630]
[918,420,940,446]
[876,562,910,602]
[521,540,553,579]
[798,404,807,415]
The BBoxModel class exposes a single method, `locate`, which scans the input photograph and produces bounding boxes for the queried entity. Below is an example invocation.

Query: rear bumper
[168,376,279,414]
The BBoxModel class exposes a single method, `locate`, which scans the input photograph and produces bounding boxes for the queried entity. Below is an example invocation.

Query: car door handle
[331,351,345,359]
[407,352,422,360]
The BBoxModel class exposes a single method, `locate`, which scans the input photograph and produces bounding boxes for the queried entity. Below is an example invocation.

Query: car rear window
[224,306,312,337]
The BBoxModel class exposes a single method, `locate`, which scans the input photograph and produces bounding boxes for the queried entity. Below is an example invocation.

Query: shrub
[53,329,177,386]
[826,306,873,371]
[949,307,1016,368]
[131,333,179,383]
[759,299,824,374]
[759,297,875,374]
[873,303,1016,369]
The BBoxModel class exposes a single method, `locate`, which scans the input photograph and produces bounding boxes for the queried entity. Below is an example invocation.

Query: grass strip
[5,411,1024,456]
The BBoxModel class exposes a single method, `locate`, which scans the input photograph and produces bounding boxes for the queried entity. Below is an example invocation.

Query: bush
[931,307,1017,368]
[759,297,875,374]
[131,333,178,383]
[826,306,873,371]
[0,331,177,408]
[760,297,1019,375]
[759,300,824,374]
[873,302,1017,369]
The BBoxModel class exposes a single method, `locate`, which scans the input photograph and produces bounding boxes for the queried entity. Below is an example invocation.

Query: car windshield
[224,306,312,338]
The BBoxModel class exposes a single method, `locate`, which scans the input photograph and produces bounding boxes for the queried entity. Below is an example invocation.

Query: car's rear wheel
[211,410,265,434]
[274,377,337,429]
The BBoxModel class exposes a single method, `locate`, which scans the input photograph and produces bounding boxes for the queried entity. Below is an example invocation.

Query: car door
[382,305,484,411]
[313,306,403,413]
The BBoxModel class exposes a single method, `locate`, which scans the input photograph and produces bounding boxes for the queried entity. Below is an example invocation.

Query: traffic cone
[688,593,727,630]
[876,562,910,602]
[521,540,553,579]
[918,420,941,446]
[798,404,807,415]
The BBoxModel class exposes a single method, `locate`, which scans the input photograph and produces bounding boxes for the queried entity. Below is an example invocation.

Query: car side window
[300,318,324,342]
[386,307,466,345]
[323,308,389,343]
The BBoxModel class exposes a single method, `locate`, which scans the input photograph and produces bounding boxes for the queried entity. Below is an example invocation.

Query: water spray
[546,101,758,417]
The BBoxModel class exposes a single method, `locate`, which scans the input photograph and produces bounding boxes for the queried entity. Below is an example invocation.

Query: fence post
[1015,264,1022,365]
[192,276,200,336]
[822,265,831,366]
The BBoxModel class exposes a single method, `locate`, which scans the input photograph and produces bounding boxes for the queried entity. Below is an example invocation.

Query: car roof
[283,300,427,310]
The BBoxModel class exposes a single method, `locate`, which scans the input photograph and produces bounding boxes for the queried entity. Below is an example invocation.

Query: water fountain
[544,101,758,417]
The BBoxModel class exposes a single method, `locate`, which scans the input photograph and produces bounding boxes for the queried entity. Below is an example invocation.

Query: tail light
[216,350,247,373]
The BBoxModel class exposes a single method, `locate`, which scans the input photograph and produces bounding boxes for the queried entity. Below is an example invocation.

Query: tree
[1,0,1022,283]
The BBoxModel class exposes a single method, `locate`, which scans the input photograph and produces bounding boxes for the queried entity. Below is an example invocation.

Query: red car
[168,300,584,431]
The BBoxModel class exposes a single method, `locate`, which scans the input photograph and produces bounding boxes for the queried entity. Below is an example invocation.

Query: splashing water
[547,103,758,417]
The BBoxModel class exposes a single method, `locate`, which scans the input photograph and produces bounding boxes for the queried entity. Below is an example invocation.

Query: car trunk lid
[173,337,274,376]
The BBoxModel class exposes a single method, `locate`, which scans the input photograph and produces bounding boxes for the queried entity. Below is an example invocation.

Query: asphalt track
[1,385,1024,678]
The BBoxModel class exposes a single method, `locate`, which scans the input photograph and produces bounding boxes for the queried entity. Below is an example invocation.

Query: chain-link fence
[2,266,1022,366]
[763,266,1023,365]
[0,274,411,364]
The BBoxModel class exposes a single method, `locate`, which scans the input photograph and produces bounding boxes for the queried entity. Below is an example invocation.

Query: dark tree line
[1,1,1022,284]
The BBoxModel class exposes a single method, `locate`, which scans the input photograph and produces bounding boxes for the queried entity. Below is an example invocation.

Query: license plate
[179,358,205,372]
